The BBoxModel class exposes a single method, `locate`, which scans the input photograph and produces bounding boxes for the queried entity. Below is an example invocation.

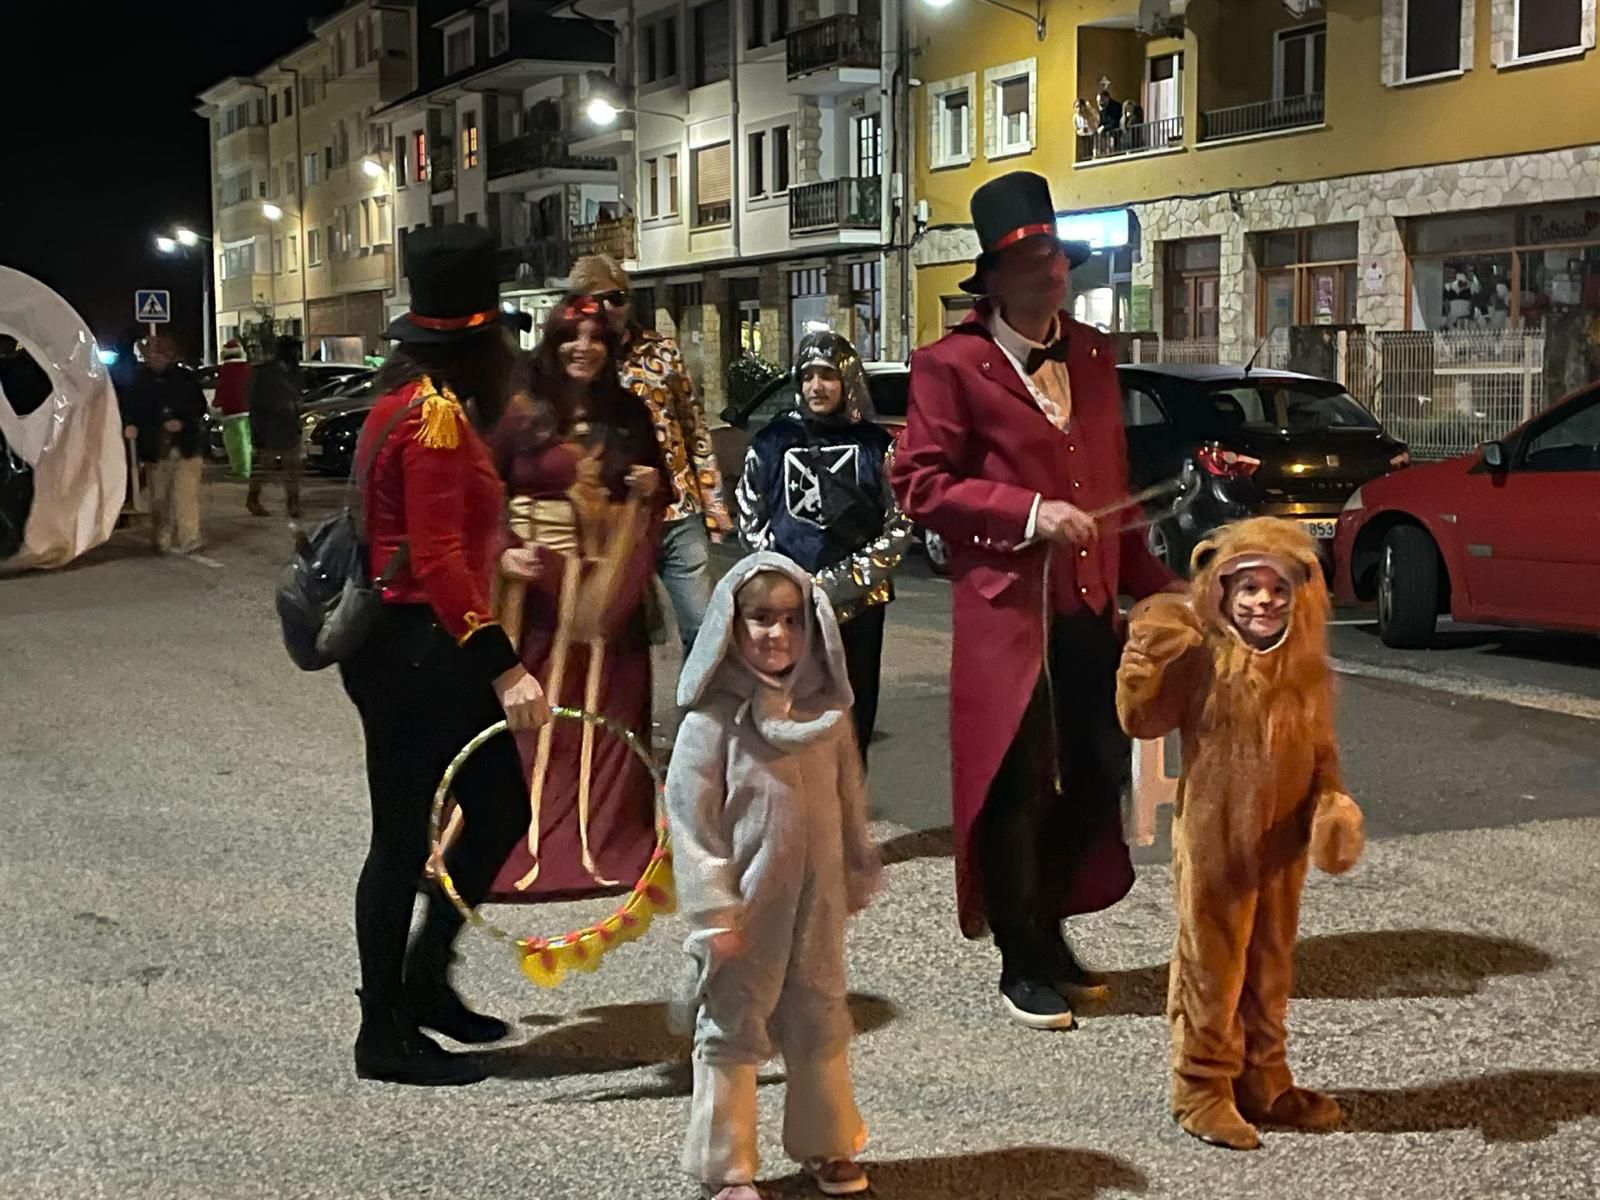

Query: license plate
[307,444,324,456]
[1298,519,1337,540]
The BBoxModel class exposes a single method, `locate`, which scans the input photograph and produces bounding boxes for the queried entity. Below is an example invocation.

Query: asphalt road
[2,474,1597,1200]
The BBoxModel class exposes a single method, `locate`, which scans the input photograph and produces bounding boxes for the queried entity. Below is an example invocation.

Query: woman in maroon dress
[489,296,666,903]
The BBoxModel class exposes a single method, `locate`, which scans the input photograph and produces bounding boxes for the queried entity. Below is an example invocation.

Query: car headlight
[1342,487,1364,513]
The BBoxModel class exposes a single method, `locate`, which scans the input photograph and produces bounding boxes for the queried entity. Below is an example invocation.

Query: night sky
[0,1,457,360]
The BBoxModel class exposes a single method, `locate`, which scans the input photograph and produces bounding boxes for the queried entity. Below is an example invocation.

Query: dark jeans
[339,605,526,1007]
[975,609,1130,986]
[839,603,886,766]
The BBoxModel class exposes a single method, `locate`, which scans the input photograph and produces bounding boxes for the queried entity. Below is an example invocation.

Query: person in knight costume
[734,330,912,764]
[890,171,1179,1031]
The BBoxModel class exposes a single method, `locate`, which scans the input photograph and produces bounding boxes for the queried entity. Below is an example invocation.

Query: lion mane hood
[1189,517,1330,684]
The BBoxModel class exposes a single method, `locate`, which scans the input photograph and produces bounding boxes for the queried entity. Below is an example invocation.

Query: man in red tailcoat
[891,171,1177,1030]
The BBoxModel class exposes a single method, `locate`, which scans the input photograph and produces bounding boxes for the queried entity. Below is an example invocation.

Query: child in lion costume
[1117,517,1365,1150]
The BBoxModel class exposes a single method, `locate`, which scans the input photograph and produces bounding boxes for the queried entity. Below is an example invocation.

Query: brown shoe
[802,1159,870,1196]
[1240,1085,1343,1131]
[1173,1075,1261,1150]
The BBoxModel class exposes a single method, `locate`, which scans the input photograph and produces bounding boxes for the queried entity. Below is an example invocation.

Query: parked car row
[200,363,373,463]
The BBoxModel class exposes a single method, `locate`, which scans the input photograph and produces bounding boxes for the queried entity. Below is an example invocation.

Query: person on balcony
[569,254,733,657]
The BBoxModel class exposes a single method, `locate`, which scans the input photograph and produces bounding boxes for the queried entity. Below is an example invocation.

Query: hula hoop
[428,705,676,989]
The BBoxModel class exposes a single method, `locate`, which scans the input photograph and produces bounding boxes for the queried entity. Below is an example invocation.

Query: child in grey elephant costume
[666,551,882,1200]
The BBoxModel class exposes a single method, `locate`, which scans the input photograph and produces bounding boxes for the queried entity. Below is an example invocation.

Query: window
[284,87,294,119]
[270,93,279,123]
[355,19,366,65]
[325,144,334,172]
[1122,385,1169,428]
[850,260,881,360]
[490,3,510,55]
[1521,396,1600,472]
[640,15,682,83]
[775,0,790,39]
[462,111,479,169]
[789,267,828,338]
[1256,225,1359,334]
[300,76,315,108]
[414,131,428,181]
[748,131,766,197]
[369,12,381,61]
[854,113,882,178]
[269,166,280,198]
[930,78,974,168]
[746,0,767,48]
[693,142,732,225]
[304,151,320,186]
[693,0,731,86]
[273,238,285,275]
[395,135,410,186]
[1403,0,1464,78]
[643,151,681,219]
[772,125,790,193]
[360,200,373,250]
[446,26,473,74]
[992,72,1032,156]
[308,228,323,266]
[1164,237,1221,340]
[1275,23,1327,98]
[334,30,346,75]
[1146,52,1183,123]
[1516,0,1583,59]
[287,234,299,272]
[375,196,392,244]
[221,243,256,280]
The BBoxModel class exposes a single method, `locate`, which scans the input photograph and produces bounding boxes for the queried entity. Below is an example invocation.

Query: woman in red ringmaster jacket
[891,171,1177,1032]
[339,224,550,1088]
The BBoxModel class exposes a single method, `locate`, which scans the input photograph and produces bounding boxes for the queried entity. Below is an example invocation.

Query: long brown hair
[377,327,518,432]
[512,297,661,477]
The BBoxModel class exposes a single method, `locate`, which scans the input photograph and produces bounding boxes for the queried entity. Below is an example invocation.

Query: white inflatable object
[0,266,126,572]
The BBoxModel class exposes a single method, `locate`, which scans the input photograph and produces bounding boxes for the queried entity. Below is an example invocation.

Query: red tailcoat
[891,302,1176,937]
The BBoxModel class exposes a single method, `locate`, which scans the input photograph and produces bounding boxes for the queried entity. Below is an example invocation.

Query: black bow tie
[1023,337,1070,375]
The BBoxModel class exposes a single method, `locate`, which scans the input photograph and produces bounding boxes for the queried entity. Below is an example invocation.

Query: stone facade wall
[913,144,1600,360]
[796,99,824,186]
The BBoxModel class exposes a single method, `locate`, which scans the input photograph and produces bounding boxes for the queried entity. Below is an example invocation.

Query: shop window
[1515,0,1583,60]
[730,277,763,356]
[789,267,828,345]
[1255,225,1358,335]
[850,260,881,360]
[1165,238,1221,340]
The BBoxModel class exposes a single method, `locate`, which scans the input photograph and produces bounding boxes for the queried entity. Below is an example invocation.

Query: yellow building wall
[912,0,1600,344]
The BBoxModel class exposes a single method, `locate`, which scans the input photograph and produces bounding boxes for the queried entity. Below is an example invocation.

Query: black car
[304,375,382,477]
[1117,364,1409,574]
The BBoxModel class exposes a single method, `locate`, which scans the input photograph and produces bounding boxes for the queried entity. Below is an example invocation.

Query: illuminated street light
[155,236,178,254]
[262,203,284,221]
[585,97,622,127]
[362,158,384,178]
[176,228,201,247]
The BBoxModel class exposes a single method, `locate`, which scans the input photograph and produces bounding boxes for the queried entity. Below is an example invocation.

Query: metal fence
[1121,329,1548,460]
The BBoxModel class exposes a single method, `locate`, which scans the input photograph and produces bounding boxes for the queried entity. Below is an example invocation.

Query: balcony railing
[430,166,456,194]
[787,14,880,78]
[569,216,636,263]
[495,239,571,285]
[487,131,615,181]
[789,177,880,235]
[1198,92,1324,143]
[1077,115,1184,163]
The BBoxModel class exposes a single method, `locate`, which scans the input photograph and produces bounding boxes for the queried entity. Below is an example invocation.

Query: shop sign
[1056,207,1132,250]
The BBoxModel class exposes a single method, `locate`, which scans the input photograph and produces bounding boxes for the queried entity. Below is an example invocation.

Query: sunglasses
[594,290,630,309]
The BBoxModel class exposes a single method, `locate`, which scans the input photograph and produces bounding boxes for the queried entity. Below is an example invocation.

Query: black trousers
[975,609,1130,985]
[339,606,527,1007]
[839,603,887,766]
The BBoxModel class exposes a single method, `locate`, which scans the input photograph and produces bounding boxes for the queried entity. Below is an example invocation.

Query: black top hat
[385,224,513,344]
[958,170,1091,295]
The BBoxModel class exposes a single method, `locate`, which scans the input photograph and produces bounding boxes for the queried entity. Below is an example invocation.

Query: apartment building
[384,0,620,338]
[197,0,418,359]
[563,0,910,406]
[911,0,1600,379]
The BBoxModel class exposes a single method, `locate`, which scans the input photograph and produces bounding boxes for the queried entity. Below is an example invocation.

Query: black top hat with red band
[386,223,522,344]
[958,170,1091,294]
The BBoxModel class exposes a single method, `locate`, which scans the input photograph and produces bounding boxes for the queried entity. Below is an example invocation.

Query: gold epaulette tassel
[414,376,463,450]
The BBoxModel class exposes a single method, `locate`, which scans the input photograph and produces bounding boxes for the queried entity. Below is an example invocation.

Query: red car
[1333,380,1600,647]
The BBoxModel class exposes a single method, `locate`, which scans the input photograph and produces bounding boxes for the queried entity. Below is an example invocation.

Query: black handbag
[275,396,419,671]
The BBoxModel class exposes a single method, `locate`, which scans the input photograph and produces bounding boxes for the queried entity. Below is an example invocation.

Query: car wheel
[923,528,950,576]
[1146,518,1184,575]
[1376,525,1440,649]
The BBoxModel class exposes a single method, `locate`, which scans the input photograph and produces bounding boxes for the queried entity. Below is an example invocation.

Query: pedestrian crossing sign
[135,290,171,323]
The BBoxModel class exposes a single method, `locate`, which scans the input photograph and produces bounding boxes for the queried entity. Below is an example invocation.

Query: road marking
[184,553,226,570]
[1332,658,1600,722]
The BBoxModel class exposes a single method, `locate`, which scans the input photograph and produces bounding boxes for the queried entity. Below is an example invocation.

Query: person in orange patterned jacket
[569,254,732,655]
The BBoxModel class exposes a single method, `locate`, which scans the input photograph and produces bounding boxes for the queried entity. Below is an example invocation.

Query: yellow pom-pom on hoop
[431,707,675,989]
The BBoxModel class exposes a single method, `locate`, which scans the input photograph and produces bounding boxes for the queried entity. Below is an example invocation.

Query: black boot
[353,993,487,1086]
[404,926,512,1045]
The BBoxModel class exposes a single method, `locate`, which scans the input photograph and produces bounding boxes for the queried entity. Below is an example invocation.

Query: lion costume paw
[1310,791,1364,875]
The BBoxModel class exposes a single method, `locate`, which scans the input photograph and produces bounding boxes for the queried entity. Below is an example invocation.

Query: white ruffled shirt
[989,309,1074,540]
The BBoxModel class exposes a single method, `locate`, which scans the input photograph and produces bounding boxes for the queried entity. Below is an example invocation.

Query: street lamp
[262,202,284,222]
[586,97,623,127]
[361,157,384,178]
[918,0,1045,40]
[154,226,215,363]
